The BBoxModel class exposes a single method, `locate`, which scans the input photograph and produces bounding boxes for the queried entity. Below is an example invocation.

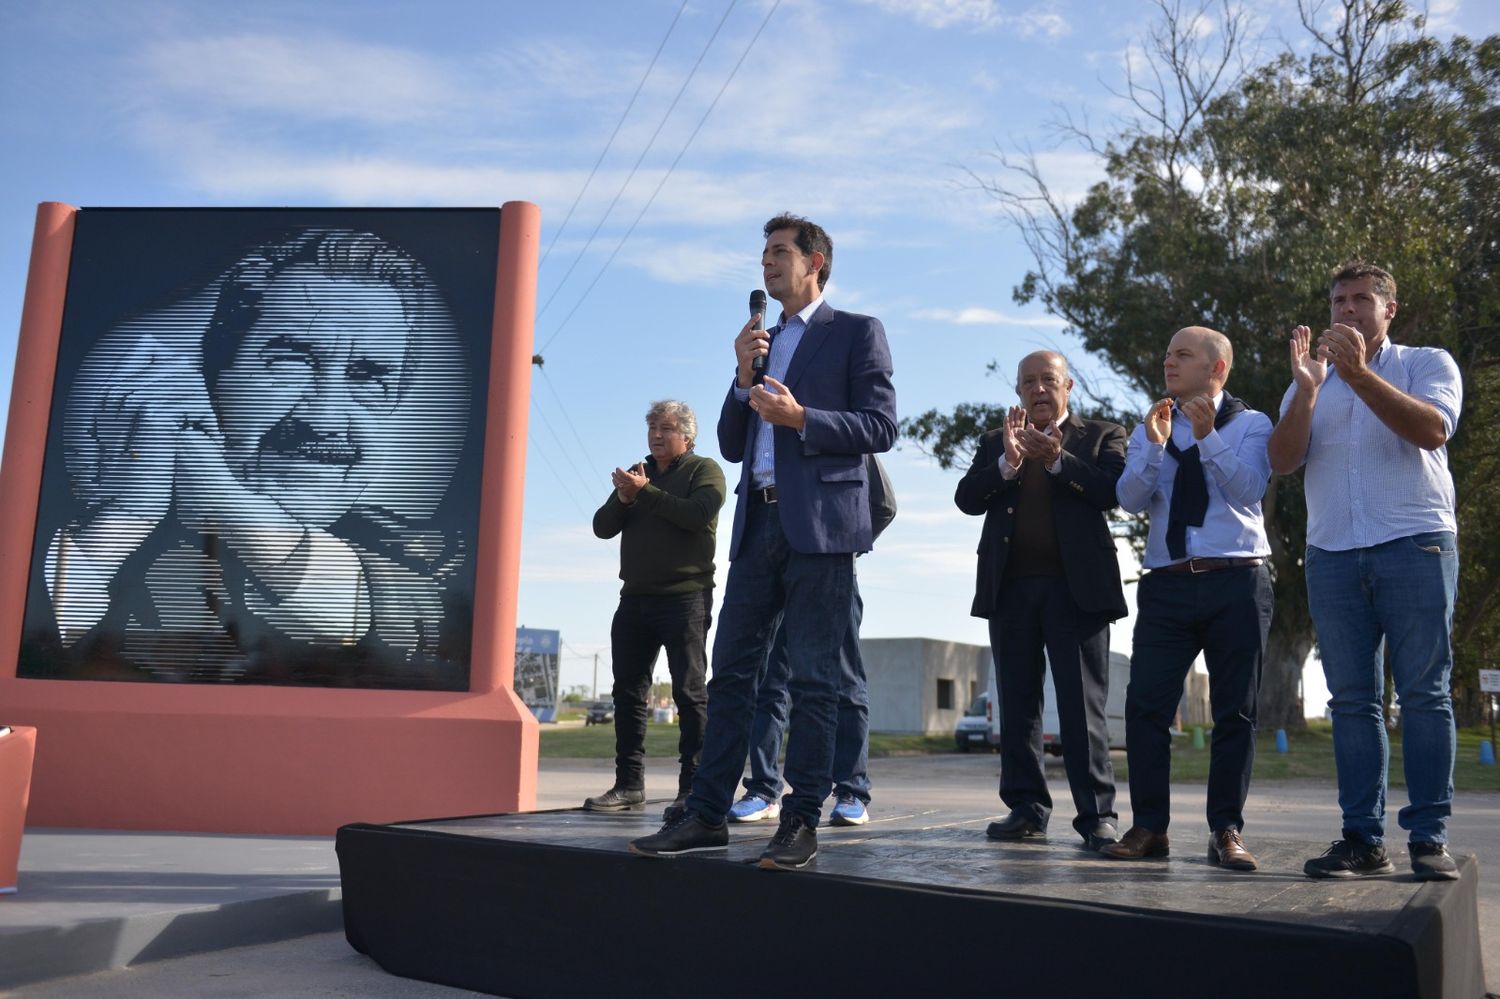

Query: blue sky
[1,0,1490,703]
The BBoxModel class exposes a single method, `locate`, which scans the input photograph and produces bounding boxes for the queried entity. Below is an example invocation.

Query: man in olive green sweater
[585,400,727,816]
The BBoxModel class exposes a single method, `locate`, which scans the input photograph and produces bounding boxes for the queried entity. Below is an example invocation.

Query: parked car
[584,700,615,726]
[983,652,1130,753]
[954,693,996,751]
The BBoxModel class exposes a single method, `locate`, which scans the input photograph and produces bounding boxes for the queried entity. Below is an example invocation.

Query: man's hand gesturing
[734,315,770,388]
[1144,398,1173,445]
[1317,323,1369,384]
[1002,406,1027,468]
[612,463,647,504]
[1290,325,1327,393]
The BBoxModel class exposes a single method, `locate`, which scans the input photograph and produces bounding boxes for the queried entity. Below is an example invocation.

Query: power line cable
[538,0,690,273]
[525,427,591,519]
[536,0,739,322]
[538,366,605,472]
[530,395,601,500]
[538,0,780,354]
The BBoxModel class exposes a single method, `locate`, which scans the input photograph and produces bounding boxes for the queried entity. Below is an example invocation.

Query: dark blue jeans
[1124,564,1273,833]
[742,582,871,805]
[1306,532,1459,845]
[609,590,711,792]
[686,498,856,827]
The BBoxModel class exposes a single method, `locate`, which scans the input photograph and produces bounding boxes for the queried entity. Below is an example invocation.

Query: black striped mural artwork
[18,209,500,690]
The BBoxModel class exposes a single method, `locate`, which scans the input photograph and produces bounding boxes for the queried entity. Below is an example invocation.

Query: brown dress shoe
[1208,828,1258,871]
[1099,825,1170,859]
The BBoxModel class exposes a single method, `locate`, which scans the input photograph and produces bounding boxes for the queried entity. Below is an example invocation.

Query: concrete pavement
[3,755,1495,996]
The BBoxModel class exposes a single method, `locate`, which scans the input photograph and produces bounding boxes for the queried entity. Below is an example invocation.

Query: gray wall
[862,637,992,734]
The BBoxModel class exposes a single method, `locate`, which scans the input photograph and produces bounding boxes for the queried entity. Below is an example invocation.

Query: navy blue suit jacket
[718,302,897,559]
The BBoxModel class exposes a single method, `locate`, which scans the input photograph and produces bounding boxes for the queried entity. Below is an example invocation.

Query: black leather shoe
[583,786,645,812]
[628,812,728,857]
[758,814,818,870]
[661,794,689,823]
[986,811,1045,841]
[1081,820,1120,852]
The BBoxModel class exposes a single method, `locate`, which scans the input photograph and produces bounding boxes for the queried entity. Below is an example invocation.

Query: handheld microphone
[749,289,768,373]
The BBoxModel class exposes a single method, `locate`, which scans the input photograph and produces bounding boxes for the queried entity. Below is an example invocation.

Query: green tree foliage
[904,0,1500,727]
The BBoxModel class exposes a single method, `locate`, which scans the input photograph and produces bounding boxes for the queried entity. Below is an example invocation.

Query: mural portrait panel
[18,209,500,690]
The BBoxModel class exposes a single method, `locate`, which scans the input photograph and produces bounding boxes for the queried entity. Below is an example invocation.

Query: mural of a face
[212,266,410,530]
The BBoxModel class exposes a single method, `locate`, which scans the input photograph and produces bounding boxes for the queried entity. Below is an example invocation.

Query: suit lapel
[782,301,834,392]
[1060,412,1087,449]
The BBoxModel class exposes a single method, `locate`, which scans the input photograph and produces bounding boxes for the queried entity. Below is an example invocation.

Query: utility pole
[592,653,599,702]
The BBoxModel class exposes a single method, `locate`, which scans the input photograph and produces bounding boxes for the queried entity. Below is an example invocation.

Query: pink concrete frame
[0,202,541,833]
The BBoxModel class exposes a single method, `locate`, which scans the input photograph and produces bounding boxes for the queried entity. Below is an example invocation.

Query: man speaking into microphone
[631,213,897,870]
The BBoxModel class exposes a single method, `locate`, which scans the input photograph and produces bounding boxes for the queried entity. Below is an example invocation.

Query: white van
[982,651,1130,752]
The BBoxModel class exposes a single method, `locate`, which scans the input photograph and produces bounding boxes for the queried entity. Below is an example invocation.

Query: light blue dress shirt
[733,296,821,488]
[1279,339,1461,551]
[1116,394,1273,569]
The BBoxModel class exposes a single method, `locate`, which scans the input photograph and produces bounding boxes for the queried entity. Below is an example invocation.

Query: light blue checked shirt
[1279,339,1462,551]
[1117,393,1273,569]
[733,296,822,488]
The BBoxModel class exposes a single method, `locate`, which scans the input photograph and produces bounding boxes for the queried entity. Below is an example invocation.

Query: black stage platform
[337,804,1484,998]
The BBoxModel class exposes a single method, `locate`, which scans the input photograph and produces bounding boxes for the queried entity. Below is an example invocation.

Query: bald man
[1102,327,1273,869]
[955,351,1127,851]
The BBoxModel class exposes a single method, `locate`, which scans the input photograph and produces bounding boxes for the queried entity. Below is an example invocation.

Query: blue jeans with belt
[685,497,856,827]
[1306,531,1459,846]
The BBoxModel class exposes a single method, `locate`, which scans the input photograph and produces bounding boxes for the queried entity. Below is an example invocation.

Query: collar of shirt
[1172,390,1223,420]
[776,295,824,331]
[643,451,688,479]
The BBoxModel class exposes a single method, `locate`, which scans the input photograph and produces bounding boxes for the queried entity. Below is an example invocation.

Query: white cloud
[140,33,461,125]
[856,0,1071,37]
[911,306,1064,328]
[1424,0,1460,32]
[616,238,756,286]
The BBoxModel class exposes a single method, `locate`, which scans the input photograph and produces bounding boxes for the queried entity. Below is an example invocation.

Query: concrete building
[862,637,991,735]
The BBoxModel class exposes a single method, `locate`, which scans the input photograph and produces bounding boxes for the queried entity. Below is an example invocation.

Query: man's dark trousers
[686,497,855,827]
[991,575,1116,835]
[1125,564,1273,832]
[610,589,712,793]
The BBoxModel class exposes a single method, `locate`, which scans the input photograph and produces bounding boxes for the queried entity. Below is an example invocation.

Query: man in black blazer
[955,351,1127,851]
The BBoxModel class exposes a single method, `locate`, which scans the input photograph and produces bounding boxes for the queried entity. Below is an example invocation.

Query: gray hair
[645,399,697,447]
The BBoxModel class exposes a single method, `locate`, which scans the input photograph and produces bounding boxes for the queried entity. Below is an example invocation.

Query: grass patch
[1115,719,1500,792]
[537,719,1500,793]
[537,724,952,760]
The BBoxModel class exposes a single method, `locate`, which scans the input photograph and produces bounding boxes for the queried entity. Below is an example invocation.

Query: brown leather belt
[1152,557,1263,574]
[751,485,778,504]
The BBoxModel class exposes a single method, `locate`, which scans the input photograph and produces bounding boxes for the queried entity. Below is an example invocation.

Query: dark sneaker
[628,811,728,857]
[583,786,645,812]
[1409,842,1460,882]
[1303,839,1395,879]
[661,794,689,823]
[758,814,818,870]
